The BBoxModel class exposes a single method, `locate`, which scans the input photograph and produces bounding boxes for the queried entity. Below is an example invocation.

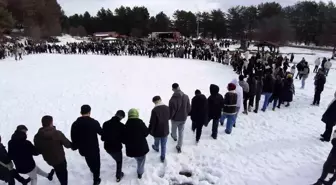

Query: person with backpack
[8,125,54,185]
[190,90,208,143]
[149,96,170,162]
[101,110,126,182]
[169,83,191,153]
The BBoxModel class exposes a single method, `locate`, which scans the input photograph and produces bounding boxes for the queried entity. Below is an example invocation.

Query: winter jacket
[223,91,238,115]
[262,74,275,93]
[0,143,11,182]
[247,77,257,96]
[325,61,332,69]
[34,126,72,166]
[169,90,191,122]
[231,79,244,108]
[322,99,336,127]
[123,118,149,158]
[315,58,321,66]
[71,116,102,156]
[190,94,208,125]
[239,80,250,93]
[149,103,170,138]
[102,116,125,153]
[8,131,38,174]
[314,73,326,92]
[282,78,295,102]
[272,79,283,98]
[207,84,224,120]
[301,65,310,78]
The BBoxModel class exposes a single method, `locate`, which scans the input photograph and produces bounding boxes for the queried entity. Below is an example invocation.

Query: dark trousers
[249,95,255,107]
[84,153,101,182]
[53,160,68,185]
[322,124,334,141]
[318,155,335,182]
[313,90,322,105]
[6,169,27,185]
[243,92,249,111]
[211,119,219,138]
[254,94,261,111]
[109,151,123,178]
[314,65,319,73]
[192,122,204,141]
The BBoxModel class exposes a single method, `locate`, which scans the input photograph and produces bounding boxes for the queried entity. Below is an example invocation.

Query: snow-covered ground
[0,54,335,185]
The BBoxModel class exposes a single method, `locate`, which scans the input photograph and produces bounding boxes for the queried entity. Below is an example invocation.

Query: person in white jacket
[324,59,332,76]
[314,57,321,73]
[221,79,243,127]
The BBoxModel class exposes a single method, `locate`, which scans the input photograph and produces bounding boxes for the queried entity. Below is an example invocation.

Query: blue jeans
[134,156,146,175]
[153,137,167,159]
[273,97,279,109]
[221,107,240,124]
[262,93,272,111]
[301,77,306,88]
[225,115,235,134]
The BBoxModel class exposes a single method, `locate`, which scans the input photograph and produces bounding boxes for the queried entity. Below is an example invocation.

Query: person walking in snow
[296,58,305,79]
[301,62,310,89]
[34,115,72,185]
[312,69,326,106]
[314,58,321,73]
[272,75,284,111]
[247,74,257,112]
[280,74,295,108]
[239,75,250,114]
[190,90,208,143]
[123,109,149,179]
[8,125,54,185]
[322,57,327,71]
[208,84,224,140]
[313,132,336,185]
[223,83,238,134]
[0,135,31,185]
[169,83,191,153]
[290,53,294,63]
[324,59,332,76]
[71,105,102,185]
[253,76,263,113]
[261,71,275,112]
[283,58,290,72]
[101,110,126,182]
[320,91,336,142]
[290,64,296,76]
[149,96,170,162]
[226,79,243,125]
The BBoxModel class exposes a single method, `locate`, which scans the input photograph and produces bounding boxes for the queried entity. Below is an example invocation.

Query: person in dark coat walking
[247,75,256,112]
[290,53,294,63]
[281,74,295,107]
[271,75,284,111]
[313,134,336,185]
[34,115,72,185]
[253,76,263,113]
[208,84,224,139]
[123,109,149,179]
[8,125,54,185]
[320,92,336,142]
[261,72,274,112]
[71,105,102,185]
[149,96,170,162]
[312,69,327,106]
[101,110,126,182]
[0,135,31,185]
[190,90,208,143]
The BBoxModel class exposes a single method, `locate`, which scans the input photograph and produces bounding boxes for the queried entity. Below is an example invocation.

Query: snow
[55,34,85,45]
[0,54,335,185]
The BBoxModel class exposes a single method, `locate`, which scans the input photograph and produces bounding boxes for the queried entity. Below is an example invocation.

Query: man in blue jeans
[261,71,274,112]
[149,96,170,162]
[222,83,238,134]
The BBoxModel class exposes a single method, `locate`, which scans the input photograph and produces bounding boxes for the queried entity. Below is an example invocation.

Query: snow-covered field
[0,54,335,185]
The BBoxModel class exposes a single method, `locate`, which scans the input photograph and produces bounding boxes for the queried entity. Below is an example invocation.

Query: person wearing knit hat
[222,83,238,134]
[124,109,149,179]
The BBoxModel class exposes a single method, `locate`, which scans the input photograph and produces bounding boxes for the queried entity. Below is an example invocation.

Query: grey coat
[169,90,191,122]
[239,80,250,93]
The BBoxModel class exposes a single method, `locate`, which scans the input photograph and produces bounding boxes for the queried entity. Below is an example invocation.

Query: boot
[116,172,124,182]
[47,169,55,181]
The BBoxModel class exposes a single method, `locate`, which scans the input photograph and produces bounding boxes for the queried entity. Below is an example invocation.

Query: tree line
[0,0,336,46]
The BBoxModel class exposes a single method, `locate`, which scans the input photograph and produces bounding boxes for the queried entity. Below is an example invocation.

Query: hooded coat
[207,84,224,120]
[190,94,208,125]
[282,77,295,102]
[169,89,191,122]
[231,79,244,108]
[8,131,39,174]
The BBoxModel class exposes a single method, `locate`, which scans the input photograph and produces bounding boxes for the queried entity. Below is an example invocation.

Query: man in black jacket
[71,105,102,185]
[321,92,336,142]
[149,96,170,162]
[190,90,208,143]
[0,135,30,185]
[8,125,54,185]
[208,84,224,139]
[102,110,125,182]
[312,69,327,106]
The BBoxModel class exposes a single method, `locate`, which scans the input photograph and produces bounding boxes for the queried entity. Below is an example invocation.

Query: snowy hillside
[0,54,335,185]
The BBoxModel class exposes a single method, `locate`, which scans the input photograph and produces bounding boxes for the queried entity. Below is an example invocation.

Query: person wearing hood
[71,105,102,185]
[8,125,54,185]
[320,91,336,142]
[208,84,224,139]
[221,79,243,126]
[313,131,336,185]
[123,109,149,179]
[169,83,191,153]
[101,110,126,182]
[312,69,326,106]
[261,71,275,112]
[281,74,295,108]
[34,115,72,185]
[149,96,170,162]
[223,83,238,134]
[239,75,250,114]
[314,58,321,73]
[190,90,208,143]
